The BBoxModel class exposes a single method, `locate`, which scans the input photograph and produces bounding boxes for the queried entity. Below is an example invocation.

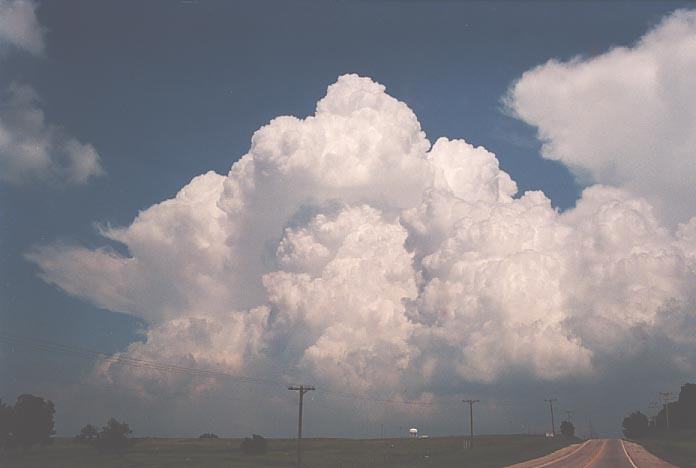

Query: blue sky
[2,0,695,437]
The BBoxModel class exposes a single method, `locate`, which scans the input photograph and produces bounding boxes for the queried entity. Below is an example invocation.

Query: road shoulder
[623,440,678,467]
[505,440,589,468]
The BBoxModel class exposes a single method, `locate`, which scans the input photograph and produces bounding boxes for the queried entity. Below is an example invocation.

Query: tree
[654,383,696,430]
[560,420,575,437]
[240,434,267,455]
[75,424,99,444]
[96,417,132,450]
[622,411,649,438]
[199,433,219,439]
[0,399,13,449]
[11,394,55,448]
[673,382,696,430]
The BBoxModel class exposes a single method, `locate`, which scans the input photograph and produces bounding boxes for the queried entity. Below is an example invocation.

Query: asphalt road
[508,438,676,468]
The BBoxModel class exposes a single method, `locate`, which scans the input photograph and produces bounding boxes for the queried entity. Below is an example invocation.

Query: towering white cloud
[506,9,696,224]
[27,73,696,410]
[0,1,104,186]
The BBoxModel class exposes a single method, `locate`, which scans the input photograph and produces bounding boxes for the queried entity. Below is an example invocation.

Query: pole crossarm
[288,385,316,393]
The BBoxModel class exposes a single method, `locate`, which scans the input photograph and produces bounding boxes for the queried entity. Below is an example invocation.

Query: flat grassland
[0,434,577,468]
[634,430,696,468]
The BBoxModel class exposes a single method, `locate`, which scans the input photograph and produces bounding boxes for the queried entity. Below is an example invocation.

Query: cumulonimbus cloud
[0,0,104,186]
[26,73,696,405]
[505,9,696,225]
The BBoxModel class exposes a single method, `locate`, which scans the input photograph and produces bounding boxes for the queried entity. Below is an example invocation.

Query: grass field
[633,430,696,467]
[0,434,578,468]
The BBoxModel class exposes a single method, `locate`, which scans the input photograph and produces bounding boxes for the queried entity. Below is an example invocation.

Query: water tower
[409,427,418,439]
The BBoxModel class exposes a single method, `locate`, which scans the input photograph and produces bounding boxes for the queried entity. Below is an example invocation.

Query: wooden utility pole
[648,401,659,428]
[463,399,479,447]
[288,385,315,468]
[659,392,674,430]
[545,398,558,436]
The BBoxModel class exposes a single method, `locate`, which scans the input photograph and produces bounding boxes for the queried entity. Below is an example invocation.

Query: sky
[1,0,696,439]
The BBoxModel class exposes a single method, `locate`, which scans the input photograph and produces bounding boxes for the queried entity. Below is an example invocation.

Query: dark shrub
[75,424,99,444]
[560,420,575,437]
[240,434,267,455]
[199,433,219,439]
[95,417,132,451]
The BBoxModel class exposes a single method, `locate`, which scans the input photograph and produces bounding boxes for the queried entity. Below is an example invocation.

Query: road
[507,438,677,468]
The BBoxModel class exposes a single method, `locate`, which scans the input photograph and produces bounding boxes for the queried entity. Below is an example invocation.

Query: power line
[0,331,284,386]
[0,331,440,409]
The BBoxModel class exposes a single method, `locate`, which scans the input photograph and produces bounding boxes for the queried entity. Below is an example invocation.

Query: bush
[199,433,219,439]
[95,417,132,451]
[75,424,99,444]
[240,434,267,455]
[560,420,575,437]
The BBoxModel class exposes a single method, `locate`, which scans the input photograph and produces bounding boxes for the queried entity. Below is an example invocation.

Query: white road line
[534,439,593,468]
[583,440,607,468]
[621,439,639,468]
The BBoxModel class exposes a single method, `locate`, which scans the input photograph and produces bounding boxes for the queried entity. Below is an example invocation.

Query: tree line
[1,393,268,455]
[0,393,131,451]
[622,382,696,438]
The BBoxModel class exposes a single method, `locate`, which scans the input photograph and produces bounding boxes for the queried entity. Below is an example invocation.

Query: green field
[0,434,578,468]
[633,430,696,468]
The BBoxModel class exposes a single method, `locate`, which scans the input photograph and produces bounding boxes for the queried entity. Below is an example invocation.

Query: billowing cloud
[0,0,43,55]
[27,73,696,414]
[0,1,104,186]
[506,9,696,225]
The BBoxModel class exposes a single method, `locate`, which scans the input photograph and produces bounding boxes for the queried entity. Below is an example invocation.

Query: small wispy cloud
[0,83,105,185]
[0,0,105,186]
[0,0,44,55]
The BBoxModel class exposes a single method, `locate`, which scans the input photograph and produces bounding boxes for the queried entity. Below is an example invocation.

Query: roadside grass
[0,434,578,468]
[633,430,696,468]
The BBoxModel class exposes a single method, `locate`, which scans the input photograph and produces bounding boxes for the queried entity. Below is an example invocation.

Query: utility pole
[545,398,558,436]
[289,384,315,468]
[648,401,659,429]
[463,399,479,447]
[659,392,674,431]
